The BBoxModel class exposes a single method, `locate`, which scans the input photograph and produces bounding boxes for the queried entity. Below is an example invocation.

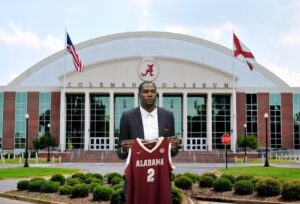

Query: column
[59,91,66,152]
[109,93,114,150]
[207,92,212,151]
[182,92,187,151]
[84,92,90,150]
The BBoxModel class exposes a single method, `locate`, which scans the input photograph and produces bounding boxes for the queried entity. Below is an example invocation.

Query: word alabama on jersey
[125,137,174,204]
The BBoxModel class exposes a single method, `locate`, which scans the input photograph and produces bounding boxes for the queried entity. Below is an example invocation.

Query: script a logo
[141,64,154,77]
[138,60,159,81]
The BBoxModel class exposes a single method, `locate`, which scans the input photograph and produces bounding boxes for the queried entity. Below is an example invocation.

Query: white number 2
[147,168,155,182]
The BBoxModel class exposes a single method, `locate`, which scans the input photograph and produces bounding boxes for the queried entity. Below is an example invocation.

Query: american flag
[66,33,84,72]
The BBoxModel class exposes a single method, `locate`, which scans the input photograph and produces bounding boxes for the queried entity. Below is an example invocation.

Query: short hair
[138,81,156,93]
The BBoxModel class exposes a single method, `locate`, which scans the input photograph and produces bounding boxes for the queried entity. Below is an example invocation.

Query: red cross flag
[233,33,256,71]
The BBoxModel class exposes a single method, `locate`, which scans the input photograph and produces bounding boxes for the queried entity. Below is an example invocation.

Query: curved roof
[8,31,289,88]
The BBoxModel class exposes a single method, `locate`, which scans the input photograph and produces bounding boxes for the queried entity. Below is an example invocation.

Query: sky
[1,0,300,87]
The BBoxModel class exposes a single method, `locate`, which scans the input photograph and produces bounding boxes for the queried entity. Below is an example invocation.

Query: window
[269,94,281,148]
[246,94,258,136]
[15,93,27,149]
[293,94,300,149]
[0,93,3,149]
[39,93,51,136]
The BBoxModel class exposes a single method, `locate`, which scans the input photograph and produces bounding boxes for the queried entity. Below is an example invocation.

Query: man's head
[138,81,157,111]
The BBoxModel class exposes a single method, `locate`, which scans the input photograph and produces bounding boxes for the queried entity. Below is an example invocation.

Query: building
[0,31,299,154]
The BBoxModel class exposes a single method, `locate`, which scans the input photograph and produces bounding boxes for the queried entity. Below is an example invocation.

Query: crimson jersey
[125,137,174,204]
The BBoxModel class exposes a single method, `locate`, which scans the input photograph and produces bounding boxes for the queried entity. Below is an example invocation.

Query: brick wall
[2,92,15,150]
[281,93,293,149]
[236,92,246,139]
[51,92,60,147]
[257,93,269,147]
[27,92,39,149]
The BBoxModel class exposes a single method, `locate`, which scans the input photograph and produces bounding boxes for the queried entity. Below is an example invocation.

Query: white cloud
[0,22,64,52]
[132,0,152,8]
[278,28,300,46]
[66,7,75,12]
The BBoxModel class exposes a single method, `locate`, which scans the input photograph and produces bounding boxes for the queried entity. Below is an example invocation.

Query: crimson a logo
[138,60,159,81]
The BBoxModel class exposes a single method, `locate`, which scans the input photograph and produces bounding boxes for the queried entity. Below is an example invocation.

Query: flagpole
[232,30,237,153]
[60,29,67,152]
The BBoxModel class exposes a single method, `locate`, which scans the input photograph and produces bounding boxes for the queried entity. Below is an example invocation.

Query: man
[116,81,179,160]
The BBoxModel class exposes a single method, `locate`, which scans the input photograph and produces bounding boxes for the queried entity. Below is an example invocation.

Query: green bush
[86,177,103,185]
[255,178,281,196]
[201,172,217,180]
[50,174,65,185]
[30,177,46,182]
[93,185,114,201]
[199,175,215,188]
[236,175,254,182]
[105,172,122,184]
[213,177,233,192]
[17,180,30,190]
[40,181,60,193]
[182,172,200,183]
[237,134,258,150]
[89,183,102,193]
[171,173,176,181]
[71,173,86,182]
[234,180,254,195]
[281,180,300,200]
[59,185,73,195]
[71,184,89,198]
[28,180,45,192]
[171,185,184,204]
[92,173,104,181]
[66,178,81,186]
[174,176,193,190]
[111,176,123,186]
[112,182,124,191]
[220,174,236,184]
[110,188,125,204]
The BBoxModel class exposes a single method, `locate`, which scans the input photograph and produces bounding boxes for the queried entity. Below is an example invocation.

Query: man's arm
[116,113,131,160]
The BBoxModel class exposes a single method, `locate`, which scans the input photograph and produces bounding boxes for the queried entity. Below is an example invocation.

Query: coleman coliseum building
[0,31,299,156]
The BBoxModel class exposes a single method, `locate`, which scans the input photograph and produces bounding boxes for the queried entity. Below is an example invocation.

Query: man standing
[116,81,179,160]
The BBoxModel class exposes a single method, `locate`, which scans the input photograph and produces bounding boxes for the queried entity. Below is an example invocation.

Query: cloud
[0,22,64,52]
[66,7,75,12]
[278,28,300,46]
[261,54,300,87]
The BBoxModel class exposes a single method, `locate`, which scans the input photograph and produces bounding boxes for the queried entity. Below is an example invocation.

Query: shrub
[213,177,233,192]
[86,177,103,185]
[171,185,184,204]
[237,134,258,150]
[110,188,125,204]
[174,176,193,190]
[17,180,30,190]
[92,173,104,181]
[66,178,81,186]
[40,181,60,193]
[50,174,65,185]
[255,178,281,196]
[199,175,215,188]
[93,185,114,201]
[71,173,86,182]
[171,173,176,181]
[182,172,200,183]
[112,182,124,191]
[234,180,254,195]
[28,180,45,192]
[281,180,300,200]
[236,175,254,182]
[71,184,89,198]
[30,177,46,182]
[89,183,102,193]
[201,172,217,180]
[111,176,123,186]
[220,174,236,184]
[59,185,73,195]
[105,172,122,184]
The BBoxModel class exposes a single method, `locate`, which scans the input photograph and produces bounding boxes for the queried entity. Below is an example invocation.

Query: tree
[237,135,258,150]
[32,133,56,150]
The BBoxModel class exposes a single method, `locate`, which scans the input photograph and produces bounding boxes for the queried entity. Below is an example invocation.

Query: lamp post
[24,113,29,167]
[244,123,247,163]
[47,123,51,162]
[264,113,270,167]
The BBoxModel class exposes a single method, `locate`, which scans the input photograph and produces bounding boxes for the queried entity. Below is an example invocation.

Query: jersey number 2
[147,168,155,182]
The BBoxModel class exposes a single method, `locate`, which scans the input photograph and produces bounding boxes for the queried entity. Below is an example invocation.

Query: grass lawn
[0,167,80,180]
[236,157,295,164]
[1,158,61,164]
[219,166,300,180]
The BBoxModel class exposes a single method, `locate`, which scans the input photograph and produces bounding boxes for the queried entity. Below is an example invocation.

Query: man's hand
[168,136,179,149]
[121,140,134,153]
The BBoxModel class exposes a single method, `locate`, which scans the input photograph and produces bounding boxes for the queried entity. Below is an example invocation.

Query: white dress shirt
[140,106,159,140]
